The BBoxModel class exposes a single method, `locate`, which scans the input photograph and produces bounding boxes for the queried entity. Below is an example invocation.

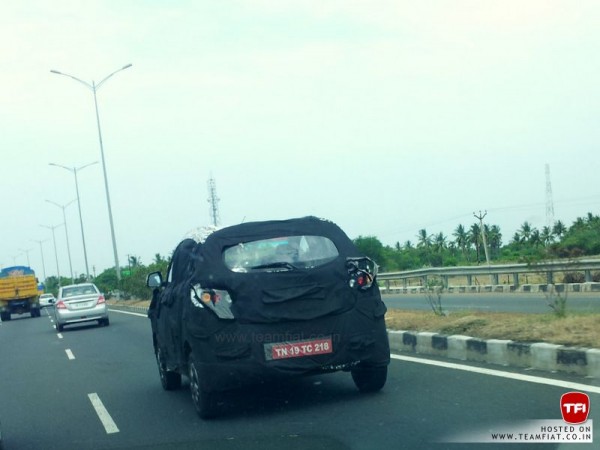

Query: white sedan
[39,293,56,308]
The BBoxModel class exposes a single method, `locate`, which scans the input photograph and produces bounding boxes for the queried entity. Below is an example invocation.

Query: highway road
[0,308,598,449]
[383,292,600,313]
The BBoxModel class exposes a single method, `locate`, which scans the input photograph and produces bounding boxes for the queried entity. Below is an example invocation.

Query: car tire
[56,323,64,332]
[99,318,110,327]
[156,347,181,391]
[351,365,388,393]
[188,352,217,419]
[1,312,10,321]
[31,308,40,318]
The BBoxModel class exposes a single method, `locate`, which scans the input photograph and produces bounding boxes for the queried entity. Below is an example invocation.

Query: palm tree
[541,226,553,247]
[433,232,447,252]
[552,220,566,239]
[519,221,533,243]
[417,229,431,249]
[453,224,469,260]
[511,232,522,245]
[487,224,502,258]
[128,255,141,268]
[530,229,542,247]
[404,240,414,250]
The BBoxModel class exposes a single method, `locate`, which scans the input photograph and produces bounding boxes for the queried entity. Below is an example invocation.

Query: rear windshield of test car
[223,235,339,272]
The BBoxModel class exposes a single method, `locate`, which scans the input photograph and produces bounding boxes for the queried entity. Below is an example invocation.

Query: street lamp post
[19,248,32,266]
[50,64,132,283]
[49,162,97,281]
[40,224,63,287]
[46,199,76,283]
[31,239,48,282]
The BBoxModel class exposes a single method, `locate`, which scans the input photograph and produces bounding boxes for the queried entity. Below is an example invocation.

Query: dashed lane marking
[88,393,119,434]
[65,349,75,360]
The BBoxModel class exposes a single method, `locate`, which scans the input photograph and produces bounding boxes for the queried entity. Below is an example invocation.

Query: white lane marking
[57,333,63,339]
[391,354,600,394]
[88,393,120,434]
[65,349,75,360]
[108,308,146,318]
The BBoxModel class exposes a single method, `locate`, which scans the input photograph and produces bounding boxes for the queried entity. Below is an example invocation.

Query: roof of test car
[204,216,352,247]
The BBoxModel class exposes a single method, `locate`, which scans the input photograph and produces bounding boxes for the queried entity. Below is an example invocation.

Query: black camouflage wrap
[152,216,390,392]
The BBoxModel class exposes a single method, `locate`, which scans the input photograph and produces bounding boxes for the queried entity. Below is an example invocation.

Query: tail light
[346,257,378,291]
[97,295,106,305]
[190,285,235,319]
[55,300,67,309]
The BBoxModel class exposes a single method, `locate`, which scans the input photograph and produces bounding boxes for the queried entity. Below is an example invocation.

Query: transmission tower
[545,164,555,228]
[207,175,220,227]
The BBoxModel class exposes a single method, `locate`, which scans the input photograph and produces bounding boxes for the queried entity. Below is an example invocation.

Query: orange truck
[0,266,41,321]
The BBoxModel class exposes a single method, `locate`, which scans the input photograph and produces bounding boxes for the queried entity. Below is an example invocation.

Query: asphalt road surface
[0,308,598,450]
[383,292,600,313]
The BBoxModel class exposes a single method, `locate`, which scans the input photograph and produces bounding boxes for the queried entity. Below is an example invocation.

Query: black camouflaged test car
[146,216,390,418]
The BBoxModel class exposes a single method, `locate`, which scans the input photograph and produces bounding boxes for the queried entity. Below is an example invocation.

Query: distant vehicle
[39,293,56,308]
[0,266,41,321]
[147,216,390,419]
[52,283,109,332]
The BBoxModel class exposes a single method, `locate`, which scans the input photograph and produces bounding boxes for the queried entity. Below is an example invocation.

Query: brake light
[347,257,378,290]
[97,295,106,305]
[191,285,235,320]
[56,300,67,309]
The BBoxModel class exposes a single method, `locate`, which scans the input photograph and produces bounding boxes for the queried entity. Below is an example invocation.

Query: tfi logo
[560,392,590,424]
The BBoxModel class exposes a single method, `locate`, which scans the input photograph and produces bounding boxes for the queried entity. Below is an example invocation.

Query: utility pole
[473,210,491,266]
[207,175,220,227]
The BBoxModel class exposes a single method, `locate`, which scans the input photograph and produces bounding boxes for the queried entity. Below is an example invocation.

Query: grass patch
[385,310,600,348]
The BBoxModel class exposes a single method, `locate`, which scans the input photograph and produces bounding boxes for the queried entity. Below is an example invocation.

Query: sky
[1,0,599,279]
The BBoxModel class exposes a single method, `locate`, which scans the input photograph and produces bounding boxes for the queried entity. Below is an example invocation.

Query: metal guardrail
[378,258,600,288]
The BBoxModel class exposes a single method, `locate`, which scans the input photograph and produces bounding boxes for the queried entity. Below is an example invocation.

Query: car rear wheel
[0,312,9,322]
[56,323,64,332]
[99,318,110,326]
[188,352,217,419]
[156,347,181,391]
[351,365,387,393]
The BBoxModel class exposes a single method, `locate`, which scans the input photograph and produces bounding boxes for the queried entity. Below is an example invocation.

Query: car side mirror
[146,272,163,288]
[48,298,55,304]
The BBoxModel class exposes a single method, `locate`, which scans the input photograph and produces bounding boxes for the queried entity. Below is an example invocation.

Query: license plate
[71,302,91,309]
[265,337,333,361]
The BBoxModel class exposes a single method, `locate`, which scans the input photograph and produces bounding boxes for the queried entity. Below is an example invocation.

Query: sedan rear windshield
[61,285,98,298]
[223,235,339,272]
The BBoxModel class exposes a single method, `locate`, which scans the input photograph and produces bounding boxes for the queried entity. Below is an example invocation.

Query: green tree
[468,223,481,262]
[488,224,502,259]
[519,221,533,242]
[552,220,567,239]
[453,224,469,261]
[353,236,387,267]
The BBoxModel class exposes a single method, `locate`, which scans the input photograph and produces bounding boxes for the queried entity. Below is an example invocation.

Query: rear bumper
[187,306,390,392]
[55,304,108,325]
